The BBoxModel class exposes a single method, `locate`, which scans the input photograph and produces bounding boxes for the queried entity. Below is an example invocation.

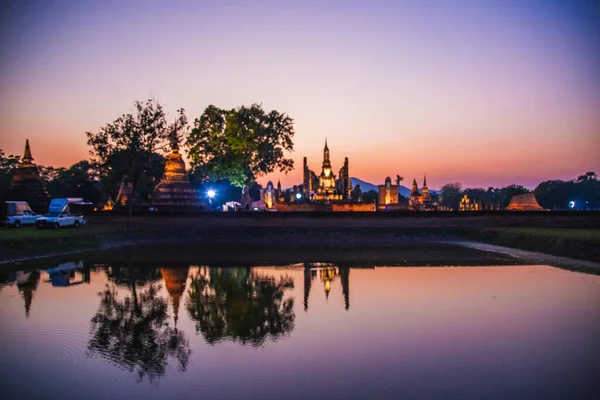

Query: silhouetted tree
[439,182,462,210]
[186,268,295,347]
[362,189,378,203]
[86,99,187,227]
[0,150,21,199]
[185,104,294,208]
[88,282,190,382]
[41,161,102,204]
[499,184,529,208]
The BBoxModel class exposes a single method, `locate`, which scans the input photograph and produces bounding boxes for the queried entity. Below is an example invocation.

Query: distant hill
[350,177,438,197]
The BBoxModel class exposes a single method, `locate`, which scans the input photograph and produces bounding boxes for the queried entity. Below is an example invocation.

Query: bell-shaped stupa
[152,137,203,210]
[505,193,544,211]
[4,140,49,213]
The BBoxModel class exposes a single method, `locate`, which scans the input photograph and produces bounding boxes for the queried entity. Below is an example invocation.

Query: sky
[0,0,599,189]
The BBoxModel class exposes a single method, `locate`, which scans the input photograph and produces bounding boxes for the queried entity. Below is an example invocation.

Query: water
[1,260,599,399]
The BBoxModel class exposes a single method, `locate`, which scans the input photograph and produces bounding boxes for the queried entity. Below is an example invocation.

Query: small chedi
[3,139,49,213]
[152,138,203,210]
[409,175,434,211]
[505,193,544,211]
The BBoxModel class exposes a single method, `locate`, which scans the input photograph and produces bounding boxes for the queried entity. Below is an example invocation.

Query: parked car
[36,198,89,229]
[3,201,40,228]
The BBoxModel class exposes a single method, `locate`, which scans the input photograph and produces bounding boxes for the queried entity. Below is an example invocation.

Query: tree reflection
[88,281,190,382]
[186,267,295,347]
[17,270,40,317]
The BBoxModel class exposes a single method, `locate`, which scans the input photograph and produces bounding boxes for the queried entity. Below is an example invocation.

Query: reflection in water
[304,265,350,311]
[186,267,295,346]
[88,268,190,382]
[17,270,40,317]
[45,261,90,287]
[2,259,600,399]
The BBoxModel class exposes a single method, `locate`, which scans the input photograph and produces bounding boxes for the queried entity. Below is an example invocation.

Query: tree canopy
[185,104,294,189]
[86,99,186,225]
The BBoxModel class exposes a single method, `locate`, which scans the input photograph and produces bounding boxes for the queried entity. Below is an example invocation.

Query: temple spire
[22,139,33,165]
[423,174,427,187]
[170,133,180,153]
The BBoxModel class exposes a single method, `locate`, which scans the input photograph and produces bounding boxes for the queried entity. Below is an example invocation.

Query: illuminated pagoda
[152,137,203,210]
[302,139,351,202]
[408,175,434,211]
[4,139,49,213]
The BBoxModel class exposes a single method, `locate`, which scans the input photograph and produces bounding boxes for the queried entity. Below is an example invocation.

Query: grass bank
[1,215,599,265]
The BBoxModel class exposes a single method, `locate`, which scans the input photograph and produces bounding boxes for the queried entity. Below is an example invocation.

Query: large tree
[439,182,463,210]
[185,104,294,207]
[86,99,187,226]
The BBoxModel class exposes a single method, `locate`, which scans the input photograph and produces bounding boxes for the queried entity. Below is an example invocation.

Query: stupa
[152,138,203,210]
[160,267,190,328]
[505,193,544,211]
[4,139,49,213]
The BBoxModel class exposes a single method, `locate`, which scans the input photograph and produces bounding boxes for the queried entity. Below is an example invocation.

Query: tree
[439,182,463,210]
[86,99,187,227]
[577,172,598,182]
[534,180,572,210]
[395,175,404,186]
[185,104,294,207]
[351,184,362,202]
[98,150,166,206]
[362,190,378,203]
[42,161,102,204]
[0,150,20,199]
[499,184,529,208]
[186,268,295,347]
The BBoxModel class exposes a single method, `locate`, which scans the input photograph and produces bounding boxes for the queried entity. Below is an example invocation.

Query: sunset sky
[1,0,599,189]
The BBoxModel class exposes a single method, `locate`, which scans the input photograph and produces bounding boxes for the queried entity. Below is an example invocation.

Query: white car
[3,201,40,228]
[36,198,88,229]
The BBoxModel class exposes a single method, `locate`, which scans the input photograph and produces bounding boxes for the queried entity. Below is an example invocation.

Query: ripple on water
[3,323,88,368]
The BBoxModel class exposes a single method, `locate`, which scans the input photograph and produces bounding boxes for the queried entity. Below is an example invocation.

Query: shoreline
[1,214,599,269]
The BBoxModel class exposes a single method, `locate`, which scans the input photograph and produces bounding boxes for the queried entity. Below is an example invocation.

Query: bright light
[569,201,575,209]
[207,190,216,198]
[295,193,302,199]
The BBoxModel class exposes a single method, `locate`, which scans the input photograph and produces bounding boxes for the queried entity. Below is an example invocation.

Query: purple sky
[1,0,599,189]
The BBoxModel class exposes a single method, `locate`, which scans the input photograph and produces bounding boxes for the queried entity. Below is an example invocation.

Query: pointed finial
[22,139,33,165]
[424,174,427,187]
[324,137,329,151]
[170,133,180,153]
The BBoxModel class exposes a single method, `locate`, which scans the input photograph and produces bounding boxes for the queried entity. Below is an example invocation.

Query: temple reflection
[160,266,190,328]
[304,264,350,311]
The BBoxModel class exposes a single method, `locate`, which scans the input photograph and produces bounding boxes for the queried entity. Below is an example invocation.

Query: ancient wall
[275,203,332,212]
[332,203,376,212]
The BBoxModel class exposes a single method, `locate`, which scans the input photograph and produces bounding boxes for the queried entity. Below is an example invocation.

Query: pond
[1,259,599,399]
